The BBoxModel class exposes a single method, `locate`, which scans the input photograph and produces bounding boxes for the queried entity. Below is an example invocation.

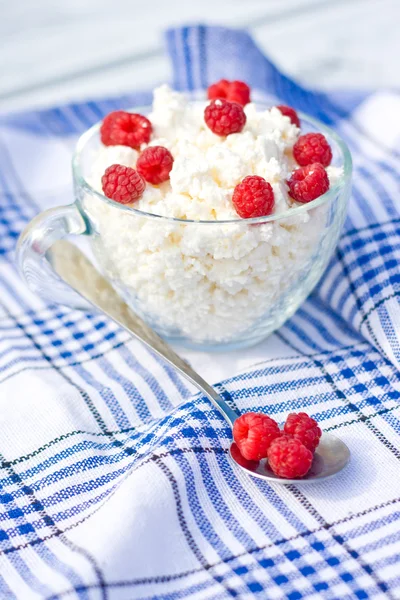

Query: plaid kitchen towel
[0,24,399,600]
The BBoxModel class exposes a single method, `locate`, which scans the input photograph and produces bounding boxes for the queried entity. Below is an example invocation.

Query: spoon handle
[51,241,238,426]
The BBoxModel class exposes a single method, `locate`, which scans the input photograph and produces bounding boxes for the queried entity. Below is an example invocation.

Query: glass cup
[17,106,352,351]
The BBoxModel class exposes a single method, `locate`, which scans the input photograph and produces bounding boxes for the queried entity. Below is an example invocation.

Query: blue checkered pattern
[0,25,399,599]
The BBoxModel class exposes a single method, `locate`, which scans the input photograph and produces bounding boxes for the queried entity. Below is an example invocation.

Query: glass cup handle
[16,203,89,308]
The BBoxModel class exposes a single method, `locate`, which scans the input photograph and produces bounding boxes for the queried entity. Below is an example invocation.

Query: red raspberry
[232,175,275,219]
[230,443,259,470]
[276,105,300,128]
[293,133,332,167]
[228,81,251,106]
[100,111,152,149]
[267,437,313,479]
[287,163,329,204]
[101,164,145,204]
[204,99,246,136]
[284,412,322,453]
[136,146,174,184]
[207,80,251,106]
[207,79,230,100]
[233,412,281,461]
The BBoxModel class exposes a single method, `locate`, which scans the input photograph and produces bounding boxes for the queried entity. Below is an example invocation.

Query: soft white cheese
[85,86,343,344]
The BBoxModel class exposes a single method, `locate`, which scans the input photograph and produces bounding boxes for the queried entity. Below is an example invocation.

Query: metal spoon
[49,241,351,484]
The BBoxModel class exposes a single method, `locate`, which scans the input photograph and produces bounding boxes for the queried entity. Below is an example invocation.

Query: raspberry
[267,437,313,479]
[204,99,246,136]
[276,105,300,128]
[228,81,251,106]
[136,146,174,184]
[233,412,281,461]
[207,79,230,100]
[100,111,152,149]
[207,80,250,106]
[293,133,332,167]
[101,164,145,204]
[287,163,329,204]
[232,176,275,218]
[284,412,322,452]
[230,443,259,470]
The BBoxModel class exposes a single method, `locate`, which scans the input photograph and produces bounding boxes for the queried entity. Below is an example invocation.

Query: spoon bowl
[229,433,350,484]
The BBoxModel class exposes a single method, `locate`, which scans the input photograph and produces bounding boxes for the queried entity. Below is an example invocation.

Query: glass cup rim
[72,103,352,226]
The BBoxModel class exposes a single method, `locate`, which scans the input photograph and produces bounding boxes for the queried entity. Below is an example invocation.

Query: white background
[1,0,399,113]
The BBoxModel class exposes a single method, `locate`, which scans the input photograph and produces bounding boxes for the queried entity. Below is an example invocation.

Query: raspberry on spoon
[284,412,322,452]
[100,111,152,149]
[102,164,145,204]
[230,443,259,470]
[137,146,174,184]
[293,133,332,167]
[233,412,281,461]
[287,163,329,204]
[204,99,246,136]
[267,436,313,479]
[232,175,275,219]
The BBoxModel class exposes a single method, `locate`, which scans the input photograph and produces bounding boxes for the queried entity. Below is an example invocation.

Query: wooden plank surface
[1,0,399,111]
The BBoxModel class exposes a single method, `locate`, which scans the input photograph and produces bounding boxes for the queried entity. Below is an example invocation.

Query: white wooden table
[1,0,399,113]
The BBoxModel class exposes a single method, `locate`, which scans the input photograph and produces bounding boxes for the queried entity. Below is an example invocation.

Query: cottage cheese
[85,86,343,345]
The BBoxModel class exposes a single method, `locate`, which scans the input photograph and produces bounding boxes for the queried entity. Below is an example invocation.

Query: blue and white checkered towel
[0,25,400,599]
